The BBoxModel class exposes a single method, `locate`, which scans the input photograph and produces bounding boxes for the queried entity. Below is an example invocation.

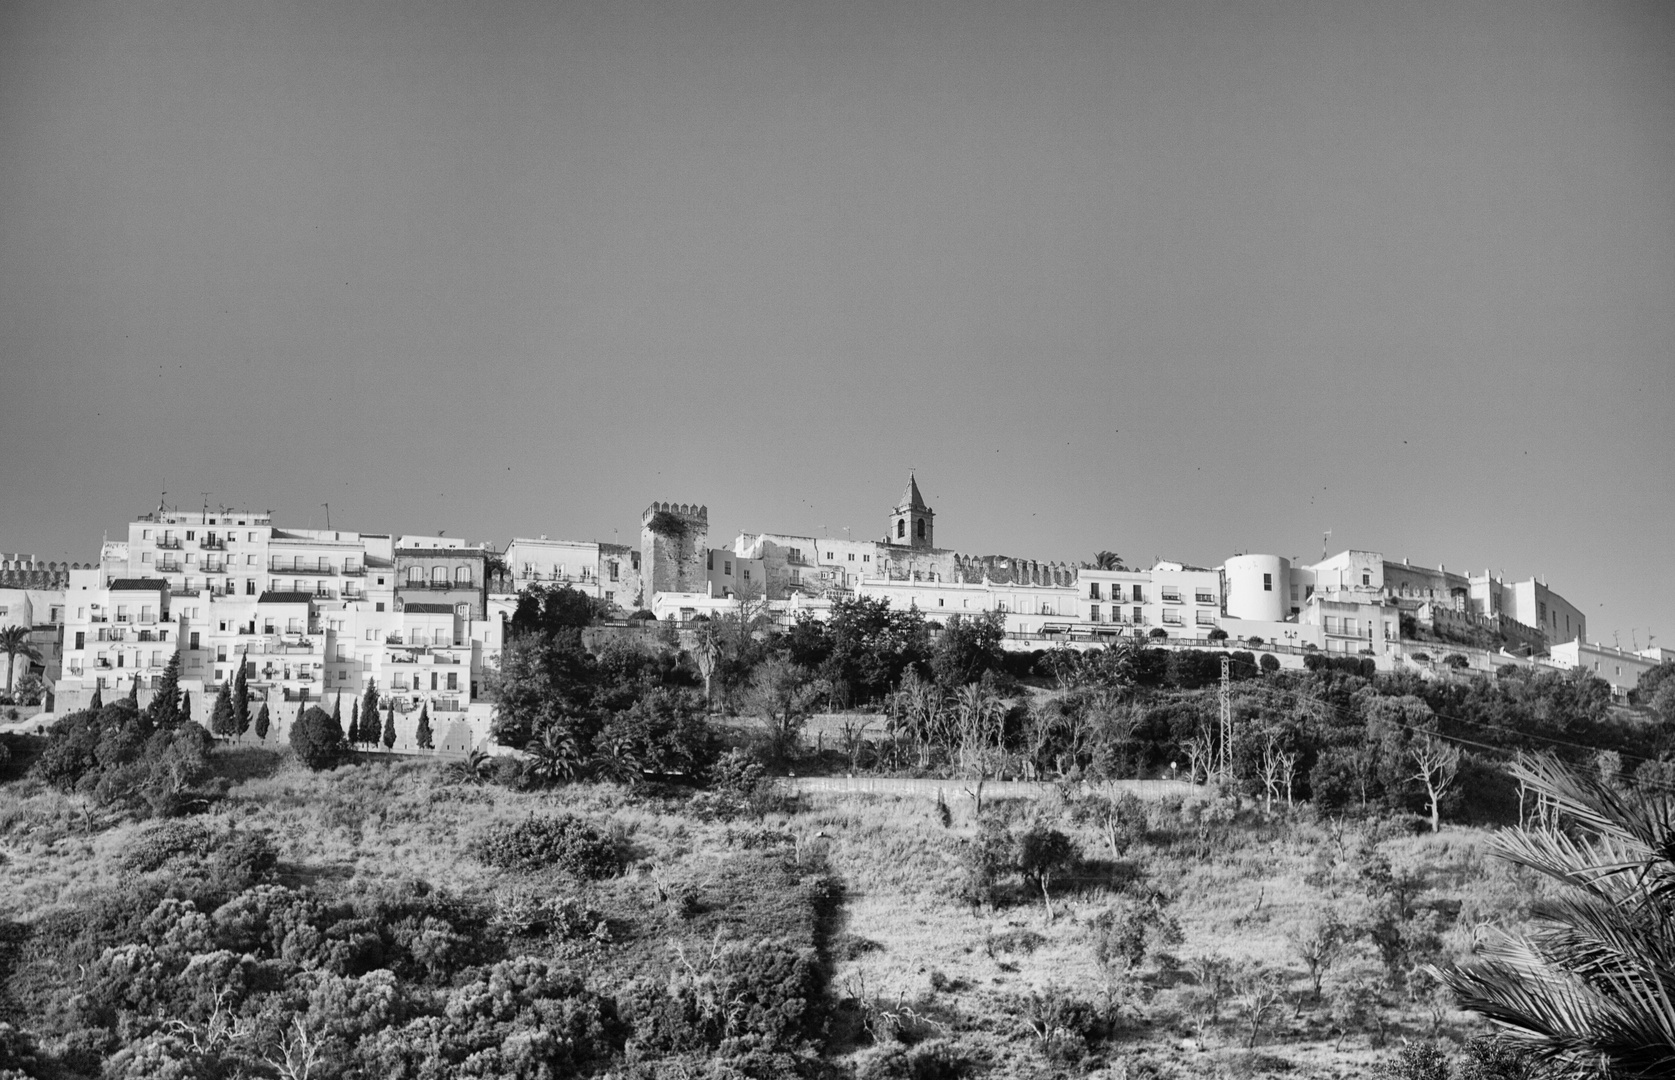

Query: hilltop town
[1,476,1664,745]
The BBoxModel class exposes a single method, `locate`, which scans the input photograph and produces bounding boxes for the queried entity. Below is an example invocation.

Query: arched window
[455,566,472,584]
[896,519,905,539]
[431,566,448,585]
[916,519,925,539]
[407,566,424,585]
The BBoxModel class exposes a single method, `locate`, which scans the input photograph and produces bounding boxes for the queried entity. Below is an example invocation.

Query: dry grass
[0,747,1555,1078]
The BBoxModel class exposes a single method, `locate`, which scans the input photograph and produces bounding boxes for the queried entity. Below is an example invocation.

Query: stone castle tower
[889,474,934,550]
[641,502,709,596]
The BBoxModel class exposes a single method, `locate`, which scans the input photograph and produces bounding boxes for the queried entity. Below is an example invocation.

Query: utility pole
[1219,655,1232,782]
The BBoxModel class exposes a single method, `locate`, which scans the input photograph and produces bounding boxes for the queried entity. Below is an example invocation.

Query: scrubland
[0,744,1551,1079]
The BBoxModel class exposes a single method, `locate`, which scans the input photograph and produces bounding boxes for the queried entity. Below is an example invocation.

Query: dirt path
[783,775,1194,801]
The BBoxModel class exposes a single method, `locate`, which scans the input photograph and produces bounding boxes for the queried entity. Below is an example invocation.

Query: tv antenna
[322,503,331,529]
[201,492,212,521]
[1322,529,1332,561]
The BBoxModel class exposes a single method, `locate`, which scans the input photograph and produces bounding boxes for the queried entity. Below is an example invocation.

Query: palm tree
[1092,551,1125,571]
[1438,754,1675,1075]
[1,626,42,699]
[524,724,585,785]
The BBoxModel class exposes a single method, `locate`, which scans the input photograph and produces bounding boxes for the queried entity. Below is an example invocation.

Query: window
[1196,610,1215,625]
[1305,585,1315,600]
[430,672,438,691]
[1196,591,1214,604]
[142,529,152,540]
[186,530,195,540]
[1263,573,1272,591]
[1090,604,1102,623]
[895,520,905,539]
[848,553,855,561]
[863,554,870,562]
[141,551,153,564]
[431,566,448,585]
[408,567,424,585]
[1345,618,1359,637]
[1132,584,1142,602]
[1132,606,1143,623]
[377,576,385,585]
[604,591,614,602]
[1361,572,1370,586]
[1324,617,1339,633]
[607,561,618,582]
[742,570,751,582]
[246,580,256,595]
[1089,583,1101,599]
[447,672,458,690]
[376,602,385,612]
[1161,589,1181,602]
[723,560,732,575]
[116,605,129,622]
[915,520,925,539]
[1163,610,1182,625]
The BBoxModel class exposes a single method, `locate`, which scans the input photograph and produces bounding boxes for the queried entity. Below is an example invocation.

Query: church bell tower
[889,474,934,550]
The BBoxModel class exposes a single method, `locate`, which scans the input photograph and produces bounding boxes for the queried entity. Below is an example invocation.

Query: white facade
[1547,639,1663,700]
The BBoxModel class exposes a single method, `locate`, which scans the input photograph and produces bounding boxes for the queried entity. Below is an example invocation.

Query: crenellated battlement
[641,502,707,525]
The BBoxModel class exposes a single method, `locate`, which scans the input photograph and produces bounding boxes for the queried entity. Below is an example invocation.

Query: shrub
[1206,628,1229,642]
[478,814,623,878]
[1259,654,1280,674]
[856,1039,970,1080]
[1246,636,1264,647]
[1379,1041,1452,1080]
[289,705,345,770]
[1148,628,1168,640]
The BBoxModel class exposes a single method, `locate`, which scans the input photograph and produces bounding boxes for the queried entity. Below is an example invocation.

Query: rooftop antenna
[1632,629,1640,651]
[158,483,167,518]
[1322,529,1332,561]
[201,492,211,522]
[322,503,331,530]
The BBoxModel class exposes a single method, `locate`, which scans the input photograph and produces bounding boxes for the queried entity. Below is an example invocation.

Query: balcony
[201,563,226,574]
[158,562,183,573]
[401,579,475,590]
[1160,592,1183,604]
[200,538,225,550]
[342,566,365,576]
[1195,594,1216,605]
[271,563,336,575]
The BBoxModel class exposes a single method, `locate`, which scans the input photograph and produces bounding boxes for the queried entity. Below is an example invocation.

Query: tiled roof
[402,603,454,614]
[257,591,314,604]
[110,579,168,591]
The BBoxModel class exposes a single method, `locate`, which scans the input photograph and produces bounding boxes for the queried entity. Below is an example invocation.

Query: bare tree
[1287,911,1349,1001]
[1259,737,1285,812]
[1183,732,1213,784]
[1409,736,1461,833]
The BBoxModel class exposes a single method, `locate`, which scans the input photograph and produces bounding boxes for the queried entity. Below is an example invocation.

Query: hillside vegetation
[0,589,1670,1079]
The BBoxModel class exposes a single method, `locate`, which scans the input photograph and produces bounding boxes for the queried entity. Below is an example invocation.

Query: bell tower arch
[889,474,934,550]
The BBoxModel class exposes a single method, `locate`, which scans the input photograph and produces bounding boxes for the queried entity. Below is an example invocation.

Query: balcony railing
[342,566,365,576]
[401,579,475,590]
[1195,594,1216,604]
[158,562,182,573]
[271,563,336,575]
[1160,592,1183,603]
[200,538,225,550]
[156,537,181,550]
[201,563,226,574]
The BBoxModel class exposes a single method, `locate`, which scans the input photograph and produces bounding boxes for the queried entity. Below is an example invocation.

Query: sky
[2,0,1672,648]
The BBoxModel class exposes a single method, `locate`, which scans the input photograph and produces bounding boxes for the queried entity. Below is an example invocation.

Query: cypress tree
[383,702,397,750]
[179,688,192,726]
[146,652,183,727]
[254,702,270,740]
[346,700,360,746]
[231,652,250,736]
[331,692,342,731]
[125,675,139,707]
[88,685,103,710]
[360,681,379,745]
[211,682,234,737]
[415,703,433,750]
